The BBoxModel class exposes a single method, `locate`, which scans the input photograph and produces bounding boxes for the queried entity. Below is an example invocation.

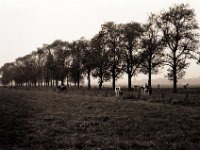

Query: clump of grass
[122,92,138,100]
[122,92,150,101]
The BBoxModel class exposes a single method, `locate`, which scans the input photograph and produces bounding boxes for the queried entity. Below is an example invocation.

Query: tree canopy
[0,3,199,92]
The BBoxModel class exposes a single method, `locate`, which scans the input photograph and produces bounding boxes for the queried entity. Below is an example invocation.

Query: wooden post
[138,88,141,99]
[82,90,85,96]
[162,92,164,99]
[105,92,108,97]
[186,92,189,100]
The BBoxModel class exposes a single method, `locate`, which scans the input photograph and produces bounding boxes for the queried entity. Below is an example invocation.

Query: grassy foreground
[0,88,200,149]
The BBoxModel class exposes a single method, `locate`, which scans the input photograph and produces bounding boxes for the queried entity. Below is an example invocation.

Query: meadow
[0,87,200,149]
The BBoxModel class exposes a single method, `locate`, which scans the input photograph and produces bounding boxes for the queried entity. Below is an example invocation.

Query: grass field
[0,87,200,149]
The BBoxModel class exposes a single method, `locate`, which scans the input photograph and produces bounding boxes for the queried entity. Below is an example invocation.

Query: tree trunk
[56,79,58,87]
[87,69,91,89]
[61,79,64,86]
[112,65,116,90]
[66,73,69,87]
[112,46,116,90]
[148,53,152,95]
[50,78,53,87]
[148,72,152,95]
[53,79,55,87]
[127,49,132,91]
[77,79,80,88]
[99,77,103,90]
[77,70,80,88]
[99,67,103,90]
[128,70,132,91]
[173,51,177,93]
[173,67,177,93]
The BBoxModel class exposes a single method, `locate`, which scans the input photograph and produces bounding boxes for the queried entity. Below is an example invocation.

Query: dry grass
[0,87,200,149]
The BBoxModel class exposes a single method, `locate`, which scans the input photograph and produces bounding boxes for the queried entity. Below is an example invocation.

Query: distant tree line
[0,4,199,93]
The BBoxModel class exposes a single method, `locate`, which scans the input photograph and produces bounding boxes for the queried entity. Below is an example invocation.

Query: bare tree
[101,22,123,90]
[35,47,46,86]
[82,40,95,89]
[44,44,55,87]
[140,14,165,95]
[51,40,70,86]
[69,38,87,88]
[91,32,111,90]
[121,22,144,90]
[157,4,199,93]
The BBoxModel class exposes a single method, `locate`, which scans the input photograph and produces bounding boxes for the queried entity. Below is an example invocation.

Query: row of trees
[0,4,199,93]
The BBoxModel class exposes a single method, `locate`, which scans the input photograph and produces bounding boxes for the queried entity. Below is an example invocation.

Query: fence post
[186,92,189,100]
[82,90,84,96]
[162,92,164,99]
[138,88,141,99]
[105,92,108,97]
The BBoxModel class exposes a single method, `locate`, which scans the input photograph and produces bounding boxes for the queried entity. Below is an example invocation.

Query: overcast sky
[0,0,200,83]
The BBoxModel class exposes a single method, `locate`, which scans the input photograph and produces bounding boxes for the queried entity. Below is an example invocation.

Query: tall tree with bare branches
[140,14,165,94]
[121,22,144,90]
[91,32,111,90]
[101,22,123,90]
[157,4,199,93]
